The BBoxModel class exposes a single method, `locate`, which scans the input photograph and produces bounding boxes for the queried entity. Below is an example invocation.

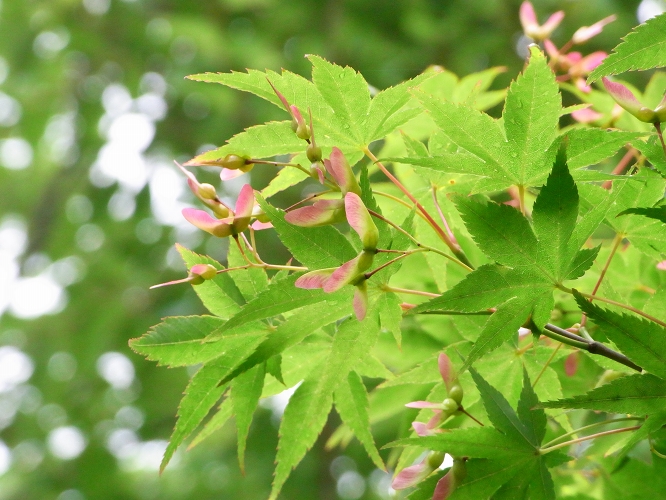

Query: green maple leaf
[186,56,435,159]
[575,291,666,379]
[411,151,601,368]
[539,373,666,415]
[588,12,666,82]
[270,316,381,499]
[579,169,666,259]
[388,370,566,500]
[391,46,561,193]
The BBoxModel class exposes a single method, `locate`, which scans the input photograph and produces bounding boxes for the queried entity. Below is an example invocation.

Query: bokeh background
[0,0,660,498]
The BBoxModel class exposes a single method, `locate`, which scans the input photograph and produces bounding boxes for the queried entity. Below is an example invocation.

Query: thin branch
[367,209,473,272]
[543,323,642,372]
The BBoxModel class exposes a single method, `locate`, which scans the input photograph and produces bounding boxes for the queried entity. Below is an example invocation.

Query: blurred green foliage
[0,0,649,499]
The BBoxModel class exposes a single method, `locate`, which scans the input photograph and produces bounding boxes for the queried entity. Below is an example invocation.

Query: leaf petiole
[539,425,641,455]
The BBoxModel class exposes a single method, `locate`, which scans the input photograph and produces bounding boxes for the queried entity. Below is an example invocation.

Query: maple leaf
[410,150,602,368]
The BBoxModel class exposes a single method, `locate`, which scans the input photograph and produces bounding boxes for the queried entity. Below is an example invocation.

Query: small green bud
[448,384,464,405]
[441,398,459,413]
[427,451,445,470]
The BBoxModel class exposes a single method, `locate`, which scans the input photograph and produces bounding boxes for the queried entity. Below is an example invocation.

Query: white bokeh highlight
[97,352,135,389]
[47,426,86,460]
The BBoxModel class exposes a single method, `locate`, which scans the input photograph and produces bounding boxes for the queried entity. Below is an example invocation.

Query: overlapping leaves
[411,152,602,368]
[389,369,566,499]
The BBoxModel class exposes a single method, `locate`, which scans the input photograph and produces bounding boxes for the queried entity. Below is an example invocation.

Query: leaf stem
[431,186,460,248]
[539,425,641,455]
[460,407,484,426]
[382,286,440,298]
[541,417,644,449]
[601,148,635,190]
[372,190,429,223]
[581,232,623,327]
[532,344,562,388]
[363,147,474,269]
[367,209,473,271]
[364,249,428,279]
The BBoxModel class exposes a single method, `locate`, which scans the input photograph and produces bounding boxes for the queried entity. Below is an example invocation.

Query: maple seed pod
[219,154,249,170]
[448,384,464,405]
[198,183,217,200]
[441,398,459,413]
[239,162,254,173]
[306,143,322,163]
[211,204,230,219]
[190,264,217,281]
[427,451,445,470]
